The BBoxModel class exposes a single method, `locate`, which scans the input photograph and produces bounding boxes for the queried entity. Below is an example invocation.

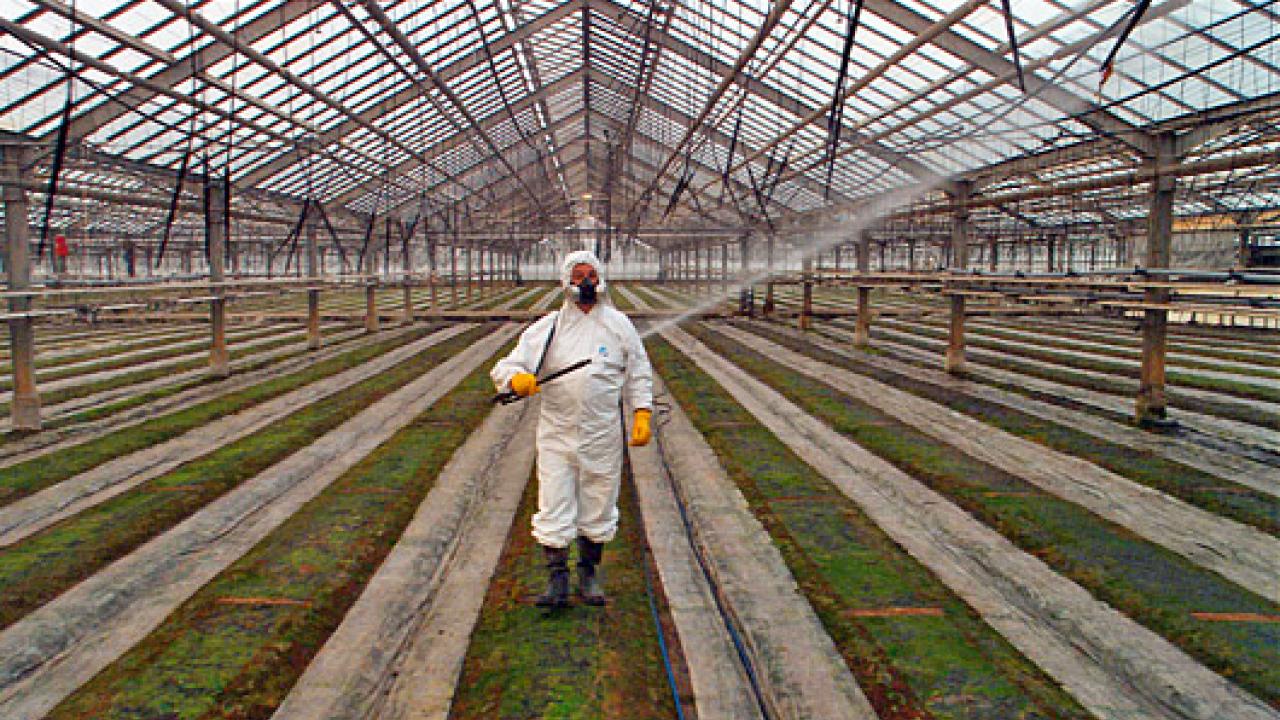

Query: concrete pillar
[208,180,230,378]
[306,212,321,350]
[1137,133,1175,426]
[2,144,41,429]
[945,181,971,374]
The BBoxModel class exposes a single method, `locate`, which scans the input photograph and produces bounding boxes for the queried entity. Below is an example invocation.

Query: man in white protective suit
[491,249,654,608]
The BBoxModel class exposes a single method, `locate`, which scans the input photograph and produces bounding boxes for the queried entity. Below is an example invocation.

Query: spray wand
[492,358,593,405]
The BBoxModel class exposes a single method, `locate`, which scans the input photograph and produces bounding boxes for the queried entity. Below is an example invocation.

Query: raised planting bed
[869,315,1280,403]
[829,319,1280,433]
[0,327,338,419]
[448,460,682,719]
[687,323,1280,707]
[647,335,1090,720]
[0,326,442,507]
[19,325,375,436]
[45,336,510,720]
[0,323,300,392]
[510,285,557,310]
[734,320,1280,534]
[0,325,494,632]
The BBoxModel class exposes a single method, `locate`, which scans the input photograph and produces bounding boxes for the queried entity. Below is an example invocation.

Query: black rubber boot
[535,545,570,608]
[576,537,606,606]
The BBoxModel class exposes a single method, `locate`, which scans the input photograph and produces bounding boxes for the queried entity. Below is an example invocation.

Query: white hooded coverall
[491,251,654,548]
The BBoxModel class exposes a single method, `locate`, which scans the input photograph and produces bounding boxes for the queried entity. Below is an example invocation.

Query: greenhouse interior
[0,0,1278,718]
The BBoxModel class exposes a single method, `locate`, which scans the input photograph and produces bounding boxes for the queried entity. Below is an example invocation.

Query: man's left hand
[629,409,652,447]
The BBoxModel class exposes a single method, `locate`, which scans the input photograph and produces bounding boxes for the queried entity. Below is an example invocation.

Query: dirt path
[662,324,1276,720]
[0,325,519,720]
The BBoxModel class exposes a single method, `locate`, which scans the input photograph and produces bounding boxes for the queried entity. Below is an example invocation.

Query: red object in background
[54,234,69,258]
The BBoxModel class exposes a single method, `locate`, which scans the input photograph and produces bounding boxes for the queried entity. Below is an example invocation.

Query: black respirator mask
[570,278,599,305]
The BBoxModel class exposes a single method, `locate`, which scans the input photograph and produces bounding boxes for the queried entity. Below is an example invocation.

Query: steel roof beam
[859,0,1152,157]
[52,0,312,143]
[239,0,581,188]
[357,0,550,219]
[591,0,936,182]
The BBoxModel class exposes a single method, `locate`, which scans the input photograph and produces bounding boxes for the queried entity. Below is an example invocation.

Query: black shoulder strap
[533,311,559,375]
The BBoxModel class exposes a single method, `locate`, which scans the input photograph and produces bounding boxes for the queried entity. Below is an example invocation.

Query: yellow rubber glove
[629,408,652,447]
[510,372,539,397]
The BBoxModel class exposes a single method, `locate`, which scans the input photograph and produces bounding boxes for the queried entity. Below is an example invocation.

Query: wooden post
[799,250,813,331]
[1137,133,1175,426]
[763,233,776,315]
[306,211,322,350]
[945,181,971,374]
[364,232,380,333]
[721,240,729,292]
[854,230,872,347]
[706,239,716,293]
[450,242,458,306]
[2,144,41,429]
[854,287,871,347]
[402,226,413,325]
[208,179,230,377]
[465,242,473,301]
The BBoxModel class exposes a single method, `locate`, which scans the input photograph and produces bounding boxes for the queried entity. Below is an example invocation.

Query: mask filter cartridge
[573,279,598,305]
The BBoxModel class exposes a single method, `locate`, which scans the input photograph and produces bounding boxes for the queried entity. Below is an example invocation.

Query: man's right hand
[510,372,539,397]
